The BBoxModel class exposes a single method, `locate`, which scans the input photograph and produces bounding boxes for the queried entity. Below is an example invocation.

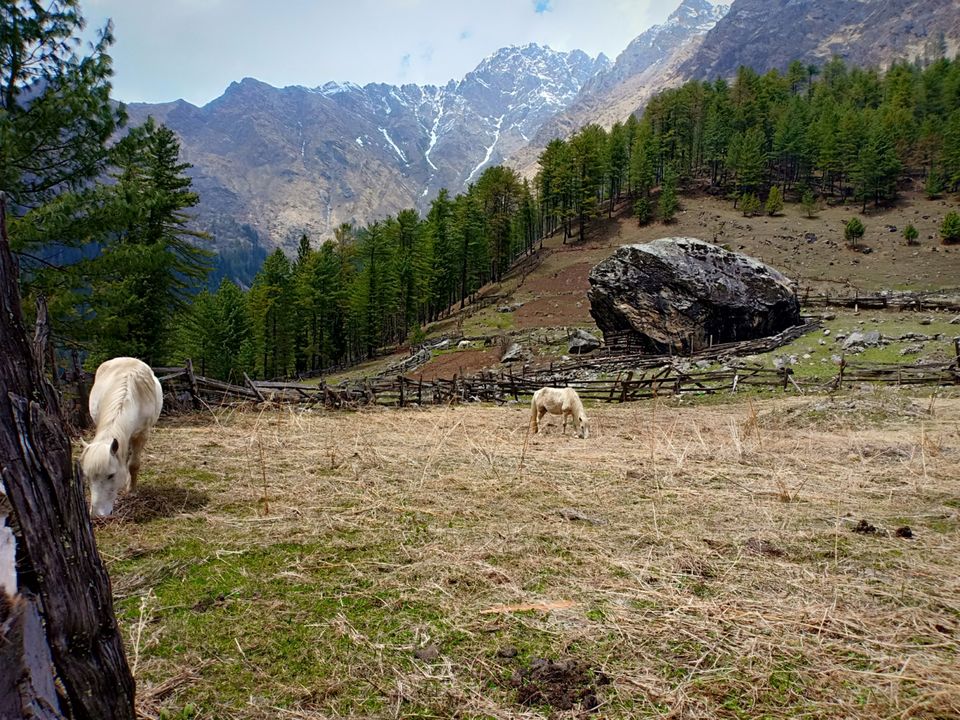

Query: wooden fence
[149,337,960,413]
[797,286,960,312]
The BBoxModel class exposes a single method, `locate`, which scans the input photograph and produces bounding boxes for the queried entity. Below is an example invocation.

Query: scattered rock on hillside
[587,238,800,353]
[949,315,960,325]
[900,343,924,355]
[568,329,601,355]
[501,343,525,363]
[843,331,881,349]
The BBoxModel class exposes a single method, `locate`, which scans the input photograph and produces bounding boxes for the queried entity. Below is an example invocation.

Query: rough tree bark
[0,194,136,718]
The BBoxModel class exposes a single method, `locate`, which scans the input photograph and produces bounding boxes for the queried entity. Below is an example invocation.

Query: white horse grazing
[530,387,589,439]
[80,357,163,517]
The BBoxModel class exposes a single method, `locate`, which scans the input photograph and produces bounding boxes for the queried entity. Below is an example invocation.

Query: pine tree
[853,113,901,211]
[658,166,679,223]
[940,211,960,245]
[352,221,398,358]
[248,248,294,377]
[740,192,761,217]
[925,167,944,198]
[903,223,919,245]
[633,195,653,225]
[844,217,865,249]
[801,190,819,218]
[86,118,212,364]
[0,1,123,209]
[765,186,784,216]
[425,188,455,318]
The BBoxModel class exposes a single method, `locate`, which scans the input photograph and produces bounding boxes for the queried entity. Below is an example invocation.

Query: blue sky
[83,0,678,105]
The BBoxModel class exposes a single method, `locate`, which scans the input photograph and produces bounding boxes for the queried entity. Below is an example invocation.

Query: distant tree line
[535,55,960,227]
[180,168,541,379]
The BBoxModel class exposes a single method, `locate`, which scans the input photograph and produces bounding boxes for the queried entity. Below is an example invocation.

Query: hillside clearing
[96,390,960,719]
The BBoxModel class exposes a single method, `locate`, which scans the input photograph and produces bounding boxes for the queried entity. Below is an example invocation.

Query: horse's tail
[529,391,540,433]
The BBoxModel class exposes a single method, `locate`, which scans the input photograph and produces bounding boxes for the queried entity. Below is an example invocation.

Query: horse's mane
[90,363,159,453]
[79,439,117,477]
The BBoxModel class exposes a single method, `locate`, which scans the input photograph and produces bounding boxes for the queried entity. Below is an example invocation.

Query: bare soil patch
[408,346,502,381]
[513,293,594,329]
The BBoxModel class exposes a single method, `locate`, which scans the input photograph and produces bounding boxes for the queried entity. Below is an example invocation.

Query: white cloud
[83,0,677,105]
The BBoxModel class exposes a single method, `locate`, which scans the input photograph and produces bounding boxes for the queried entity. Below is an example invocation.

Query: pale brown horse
[529,387,589,438]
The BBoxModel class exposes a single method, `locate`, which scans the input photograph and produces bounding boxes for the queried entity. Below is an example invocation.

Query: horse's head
[577,413,590,439]
[80,437,128,518]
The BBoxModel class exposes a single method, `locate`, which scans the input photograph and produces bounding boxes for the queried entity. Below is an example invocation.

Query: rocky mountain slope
[521,0,729,153]
[682,0,960,80]
[126,45,608,271]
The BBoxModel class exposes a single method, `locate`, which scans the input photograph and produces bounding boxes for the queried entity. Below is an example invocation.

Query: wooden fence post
[398,375,405,407]
[243,372,266,403]
[71,349,90,430]
[185,358,201,409]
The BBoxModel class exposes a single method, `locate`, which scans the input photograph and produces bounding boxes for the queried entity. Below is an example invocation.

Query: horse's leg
[537,408,548,433]
[128,432,148,491]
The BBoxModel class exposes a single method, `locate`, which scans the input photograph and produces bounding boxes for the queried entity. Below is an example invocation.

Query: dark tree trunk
[0,194,137,719]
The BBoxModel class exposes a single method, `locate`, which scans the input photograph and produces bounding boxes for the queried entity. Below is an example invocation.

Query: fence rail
[152,345,960,413]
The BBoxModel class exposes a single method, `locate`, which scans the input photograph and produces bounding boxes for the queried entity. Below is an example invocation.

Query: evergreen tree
[248,248,294,377]
[940,211,960,245]
[634,195,653,225]
[925,167,944,198]
[765,186,784,216]
[658,166,679,223]
[903,223,919,245]
[844,217,865,248]
[425,188,455,318]
[86,118,212,364]
[0,0,123,209]
[740,192,761,217]
[801,190,819,218]
[853,113,901,210]
[352,221,398,358]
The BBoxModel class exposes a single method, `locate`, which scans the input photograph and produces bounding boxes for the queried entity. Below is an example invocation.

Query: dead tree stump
[0,194,136,718]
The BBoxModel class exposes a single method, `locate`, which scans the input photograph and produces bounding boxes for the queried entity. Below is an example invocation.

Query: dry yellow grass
[96,389,960,719]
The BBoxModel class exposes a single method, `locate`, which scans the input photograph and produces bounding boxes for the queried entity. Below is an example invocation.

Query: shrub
[844,217,865,248]
[634,196,652,226]
[925,168,944,199]
[740,192,761,217]
[765,186,784,216]
[903,223,919,245]
[940,211,960,245]
[801,190,819,218]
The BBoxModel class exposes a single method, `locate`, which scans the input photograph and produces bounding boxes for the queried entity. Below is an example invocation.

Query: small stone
[501,343,524,363]
[823,329,831,336]
[497,645,519,658]
[414,644,440,661]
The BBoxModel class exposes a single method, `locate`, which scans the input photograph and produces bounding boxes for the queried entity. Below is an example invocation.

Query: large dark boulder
[587,238,800,353]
